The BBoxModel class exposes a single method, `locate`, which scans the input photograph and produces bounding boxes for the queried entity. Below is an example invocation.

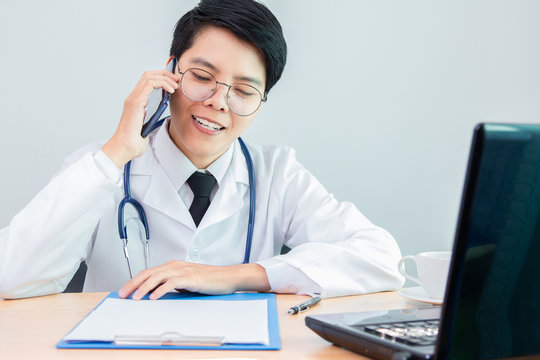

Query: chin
[187,142,223,158]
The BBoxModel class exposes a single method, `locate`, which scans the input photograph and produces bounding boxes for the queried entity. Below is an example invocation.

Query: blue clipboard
[56,292,281,351]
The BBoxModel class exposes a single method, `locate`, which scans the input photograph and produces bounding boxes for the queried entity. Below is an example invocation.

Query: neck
[189,155,218,170]
[166,121,223,169]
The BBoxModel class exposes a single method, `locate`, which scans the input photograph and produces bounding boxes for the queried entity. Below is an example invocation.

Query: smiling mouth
[193,116,225,131]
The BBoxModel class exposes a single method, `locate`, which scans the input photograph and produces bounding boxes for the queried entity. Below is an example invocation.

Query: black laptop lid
[436,124,540,360]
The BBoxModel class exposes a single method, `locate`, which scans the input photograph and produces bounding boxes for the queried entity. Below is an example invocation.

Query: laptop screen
[438,124,540,359]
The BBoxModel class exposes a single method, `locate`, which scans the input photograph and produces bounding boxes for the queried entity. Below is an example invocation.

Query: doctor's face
[168,26,266,169]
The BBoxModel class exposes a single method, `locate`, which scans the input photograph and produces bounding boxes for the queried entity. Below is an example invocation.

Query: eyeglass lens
[180,68,263,116]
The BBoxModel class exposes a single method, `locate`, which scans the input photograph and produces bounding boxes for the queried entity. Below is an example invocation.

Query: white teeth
[193,116,224,131]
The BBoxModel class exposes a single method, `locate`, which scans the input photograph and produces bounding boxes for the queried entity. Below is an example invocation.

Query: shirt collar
[153,118,234,190]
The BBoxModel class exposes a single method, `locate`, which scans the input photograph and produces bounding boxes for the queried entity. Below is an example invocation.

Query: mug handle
[397,255,421,285]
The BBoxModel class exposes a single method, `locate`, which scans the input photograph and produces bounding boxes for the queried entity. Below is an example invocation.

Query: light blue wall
[1,0,539,258]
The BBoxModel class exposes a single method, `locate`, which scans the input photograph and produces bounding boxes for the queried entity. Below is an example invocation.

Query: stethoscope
[117,57,255,278]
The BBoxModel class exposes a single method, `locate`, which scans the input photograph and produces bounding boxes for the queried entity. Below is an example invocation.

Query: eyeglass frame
[175,61,267,117]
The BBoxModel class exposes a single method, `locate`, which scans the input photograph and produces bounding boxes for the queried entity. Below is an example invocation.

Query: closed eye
[232,84,258,98]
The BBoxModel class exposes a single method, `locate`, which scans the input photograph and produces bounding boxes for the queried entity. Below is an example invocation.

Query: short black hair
[170,0,287,96]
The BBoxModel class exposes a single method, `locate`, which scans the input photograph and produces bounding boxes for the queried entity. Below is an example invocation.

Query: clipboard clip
[114,332,225,347]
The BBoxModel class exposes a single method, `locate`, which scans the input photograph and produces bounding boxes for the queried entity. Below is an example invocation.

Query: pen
[288,296,321,315]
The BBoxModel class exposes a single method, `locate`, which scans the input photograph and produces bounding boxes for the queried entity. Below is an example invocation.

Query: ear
[166,57,177,74]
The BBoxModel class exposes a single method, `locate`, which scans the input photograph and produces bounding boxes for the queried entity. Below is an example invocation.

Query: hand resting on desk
[118,260,271,300]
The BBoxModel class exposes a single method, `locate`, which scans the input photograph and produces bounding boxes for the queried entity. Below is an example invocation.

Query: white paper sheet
[63,298,269,345]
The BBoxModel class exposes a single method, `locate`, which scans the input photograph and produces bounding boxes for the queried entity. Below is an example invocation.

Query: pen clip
[114,332,225,347]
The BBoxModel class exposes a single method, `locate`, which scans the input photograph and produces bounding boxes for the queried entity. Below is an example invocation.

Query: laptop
[306,123,540,360]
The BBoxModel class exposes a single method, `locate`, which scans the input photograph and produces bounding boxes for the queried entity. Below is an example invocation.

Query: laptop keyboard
[355,320,439,347]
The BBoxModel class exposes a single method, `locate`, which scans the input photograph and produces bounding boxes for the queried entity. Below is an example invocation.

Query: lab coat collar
[129,123,251,230]
[148,118,234,188]
[198,140,250,229]
[152,118,198,190]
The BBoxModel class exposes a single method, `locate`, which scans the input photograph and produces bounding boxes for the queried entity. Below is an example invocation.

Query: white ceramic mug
[397,251,451,299]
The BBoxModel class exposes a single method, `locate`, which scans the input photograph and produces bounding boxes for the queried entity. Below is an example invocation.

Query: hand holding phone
[101,58,179,168]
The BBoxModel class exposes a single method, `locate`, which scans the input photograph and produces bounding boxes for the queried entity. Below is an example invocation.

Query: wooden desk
[0,291,422,359]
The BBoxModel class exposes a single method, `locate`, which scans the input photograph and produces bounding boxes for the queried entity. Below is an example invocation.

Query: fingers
[128,71,179,109]
[135,71,179,97]
[118,270,168,300]
[149,278,183,300]
[132,269,178,301]
[118,261,185,301]
[124,69,179,114]
[117,269,151,299]
[102,68,180,168]
[158,71,180,93]
[121,71,179,131]
[117,262,263,301]
[118,261,217,301]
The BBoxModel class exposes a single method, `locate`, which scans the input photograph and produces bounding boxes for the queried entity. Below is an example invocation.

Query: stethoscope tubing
[118,161,150,241]
[118,126,255,277]
[238,137,255,264]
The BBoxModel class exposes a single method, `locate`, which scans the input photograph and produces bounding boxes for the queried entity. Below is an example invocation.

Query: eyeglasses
[177,65,266,116]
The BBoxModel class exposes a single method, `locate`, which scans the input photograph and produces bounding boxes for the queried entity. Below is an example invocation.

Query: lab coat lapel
[131,151,195,229]
[129,140,250,231]
[198,141,250,230]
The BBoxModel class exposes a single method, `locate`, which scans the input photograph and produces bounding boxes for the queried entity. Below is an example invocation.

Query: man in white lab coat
[0,0,404,300]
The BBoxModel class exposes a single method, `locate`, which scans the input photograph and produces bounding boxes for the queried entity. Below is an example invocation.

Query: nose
[202,82,230,112]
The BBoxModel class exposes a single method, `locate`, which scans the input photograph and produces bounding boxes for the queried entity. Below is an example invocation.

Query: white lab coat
[0,125,404,299]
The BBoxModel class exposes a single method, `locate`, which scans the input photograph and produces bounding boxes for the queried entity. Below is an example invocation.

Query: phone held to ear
[140,57,177,138]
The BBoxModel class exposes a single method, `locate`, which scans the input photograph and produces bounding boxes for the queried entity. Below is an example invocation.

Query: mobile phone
[140,57,177,138]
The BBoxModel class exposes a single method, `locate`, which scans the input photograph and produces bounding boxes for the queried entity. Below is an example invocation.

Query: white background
[1,0,539,258]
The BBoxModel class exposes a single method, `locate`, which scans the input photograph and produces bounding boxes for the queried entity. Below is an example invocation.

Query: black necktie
[187,172,217,227]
